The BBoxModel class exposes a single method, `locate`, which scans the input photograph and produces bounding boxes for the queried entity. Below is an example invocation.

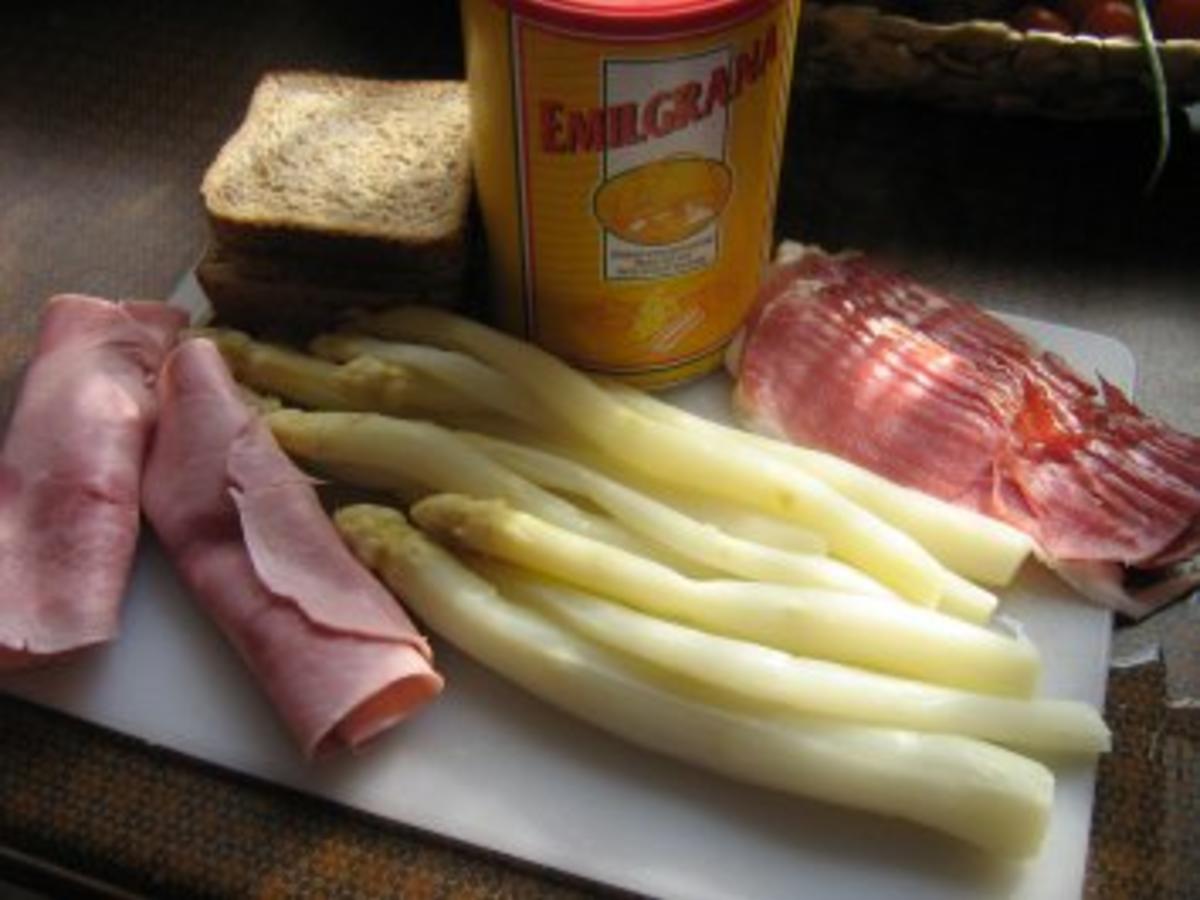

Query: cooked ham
[142,338,442,757]
[731,244,1200,616]
[0,295,185,670]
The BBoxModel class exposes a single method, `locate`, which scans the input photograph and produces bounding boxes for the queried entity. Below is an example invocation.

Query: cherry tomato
[1012,4,1075,32]
[1082,1,1140,36]
[1058,0,1107,28]
[1156,0,1200,38]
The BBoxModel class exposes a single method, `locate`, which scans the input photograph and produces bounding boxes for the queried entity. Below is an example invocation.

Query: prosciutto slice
[142,338,442,757]
[731,244,1200,616]
[1,295,185,670]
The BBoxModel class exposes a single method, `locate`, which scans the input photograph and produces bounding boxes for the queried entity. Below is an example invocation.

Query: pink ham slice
[0,295,185,670]
[731,244,1200,616]
[142,338,443,758]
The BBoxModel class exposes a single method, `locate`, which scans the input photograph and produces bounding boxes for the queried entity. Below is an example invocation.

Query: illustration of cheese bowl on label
[594,155,733,247]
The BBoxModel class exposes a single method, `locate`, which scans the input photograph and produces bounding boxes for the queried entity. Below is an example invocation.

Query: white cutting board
[3,278,1134,900]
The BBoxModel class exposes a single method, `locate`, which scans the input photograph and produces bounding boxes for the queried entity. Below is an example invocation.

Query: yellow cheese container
[461,0,802,388]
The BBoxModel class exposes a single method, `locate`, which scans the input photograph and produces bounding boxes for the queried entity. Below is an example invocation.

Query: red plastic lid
[496,0,776,38]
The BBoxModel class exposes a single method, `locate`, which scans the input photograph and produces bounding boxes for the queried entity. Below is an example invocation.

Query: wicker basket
[796,2,1200,117]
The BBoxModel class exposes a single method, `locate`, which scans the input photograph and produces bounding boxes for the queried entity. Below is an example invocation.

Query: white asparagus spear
[197,326,485,418]
[410,494,1041,696]
[354,308,948,604]
[610,383,1033,587]
[462,432,912,600]
[638,487,838,555]
[467,429,993,622]
[310,332,542,427]
[938,570,1000,623]
[480,560,1109,756]
[334,503,1055,858]
[266,409,707,573]
[310,332,835,561]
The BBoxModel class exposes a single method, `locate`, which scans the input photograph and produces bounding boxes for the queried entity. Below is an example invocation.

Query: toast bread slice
[201,72,471,270]
[196,249,456,338]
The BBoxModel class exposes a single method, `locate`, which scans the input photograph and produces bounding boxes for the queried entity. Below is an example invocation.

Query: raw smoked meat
[142,338,443,757]
[730,244,1200,616]
[0,295,185,669]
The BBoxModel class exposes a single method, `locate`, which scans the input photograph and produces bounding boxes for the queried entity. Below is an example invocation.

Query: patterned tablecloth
[0,3,1196,898]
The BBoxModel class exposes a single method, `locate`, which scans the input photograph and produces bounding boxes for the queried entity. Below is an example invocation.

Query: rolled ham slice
[142,337,442,757]
[731,244,1200,617]
[0,295,185,670]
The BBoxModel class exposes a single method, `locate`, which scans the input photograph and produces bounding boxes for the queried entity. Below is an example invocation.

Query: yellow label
[462,0,801,388]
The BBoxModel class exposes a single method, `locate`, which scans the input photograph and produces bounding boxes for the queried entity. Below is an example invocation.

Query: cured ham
[731,244,1200,616]
[142,338,443,757]
[1,295,185,670]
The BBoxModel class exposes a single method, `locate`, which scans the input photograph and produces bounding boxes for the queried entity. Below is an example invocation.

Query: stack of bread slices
[198,72,472,334]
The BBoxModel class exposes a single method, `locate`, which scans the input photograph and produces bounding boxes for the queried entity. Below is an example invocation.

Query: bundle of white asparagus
[199,310,1109,859]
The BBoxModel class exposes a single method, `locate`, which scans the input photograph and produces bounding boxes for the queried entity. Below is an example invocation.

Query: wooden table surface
[1,3,1197,898]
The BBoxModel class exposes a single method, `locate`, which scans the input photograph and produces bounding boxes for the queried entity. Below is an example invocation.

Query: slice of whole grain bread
[196,246,458,338]
[201,72,471,266]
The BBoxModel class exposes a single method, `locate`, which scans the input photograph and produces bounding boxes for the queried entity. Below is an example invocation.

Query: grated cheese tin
[461,0,802,388]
